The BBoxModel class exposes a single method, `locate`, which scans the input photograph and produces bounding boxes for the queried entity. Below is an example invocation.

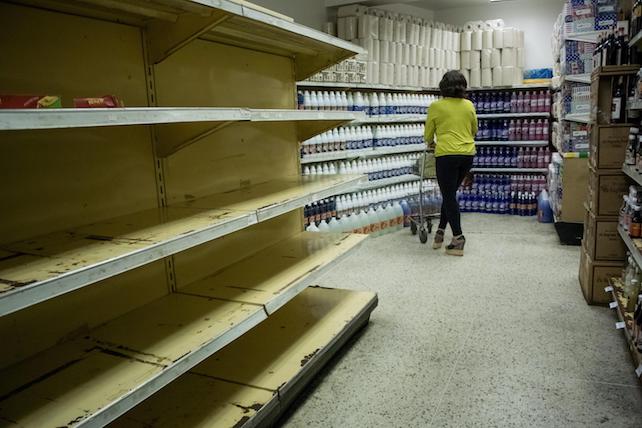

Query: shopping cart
[408,149,440,244]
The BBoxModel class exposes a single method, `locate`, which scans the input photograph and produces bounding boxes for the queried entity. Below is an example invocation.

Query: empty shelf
[0,175,365,317]
[109,286,378,428]
[13,0,364,80]
[0,232,367,427]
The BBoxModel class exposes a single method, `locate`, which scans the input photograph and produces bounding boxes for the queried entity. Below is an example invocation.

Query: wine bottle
[612,76,625,124]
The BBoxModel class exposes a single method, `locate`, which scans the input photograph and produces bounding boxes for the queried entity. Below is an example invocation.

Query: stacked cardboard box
[580,66,638,305]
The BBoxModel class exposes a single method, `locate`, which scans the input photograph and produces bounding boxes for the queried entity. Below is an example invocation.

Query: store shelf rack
[624,163,642,186]
[475,140,549,147]
[0,233,369,428]
[618,226,642,270]
[0,175,365,317]
[470,168,548,173]
[560,74,591,85]
[607,278,642,378]
[301,144,426,164]
[8,0,365,81]
[358,174,420,190]
[346,112,550,125]
[296,81,551,92]
[562,113,592,124]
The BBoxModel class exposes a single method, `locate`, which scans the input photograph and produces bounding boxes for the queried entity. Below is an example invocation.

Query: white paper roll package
[358,13,379,40]
[470,50,481,70]
[469,68,481,88]
[386,63,394,85]
[503,27,516,48]
[344,16,357,41]
[482,30,493,49]
[481,49,492,69]
[368,61,379,84]
[371,39,380,61]
[380,40,390,63]
[516,30,525,48]
[394,17,406,44]
[516,48,524,67]
[461,69,470,85]
[492,29,503,49]
[453,31,461,52]
[502,66,515,86]
[482,68,492,87]
[378,12,394,41]
[455,51,461,69]
[492,66,503,87]
[403,43,410,65]
[461,31,472,51]
[379,62,388,84]
[460,51,471,69]
[395,42,403,64]
[485,19,505,29]
[502,48,516,67]
[472,30,483,50]
[491,49,501,68]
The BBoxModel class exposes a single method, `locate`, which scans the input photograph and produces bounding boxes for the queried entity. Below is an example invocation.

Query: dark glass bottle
[612,76,625,123]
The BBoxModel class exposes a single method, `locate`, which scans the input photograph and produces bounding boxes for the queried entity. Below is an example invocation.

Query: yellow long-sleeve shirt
[424,97,477,157]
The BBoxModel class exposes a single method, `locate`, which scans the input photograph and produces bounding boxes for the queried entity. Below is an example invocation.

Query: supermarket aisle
[280,214,642,427]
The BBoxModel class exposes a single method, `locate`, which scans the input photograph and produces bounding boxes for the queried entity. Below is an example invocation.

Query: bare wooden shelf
[11,0,364,80]
[0,233,368,427]
[0,175,365,317]
[109,286,378,428]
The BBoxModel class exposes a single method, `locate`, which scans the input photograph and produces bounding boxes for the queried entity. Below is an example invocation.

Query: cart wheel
[419,228,428,244]
[410,221,418,235]
[426,221,433,234]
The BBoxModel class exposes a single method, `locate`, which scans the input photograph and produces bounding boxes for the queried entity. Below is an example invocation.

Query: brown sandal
[446,235,465,256]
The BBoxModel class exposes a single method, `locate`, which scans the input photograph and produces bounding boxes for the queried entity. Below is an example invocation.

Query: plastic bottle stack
[472,146,551,169]
[458,174,546,216]
[302,154,420,180]
[470,90,551,114]
[298,90,439,115]
[476,119,549,141]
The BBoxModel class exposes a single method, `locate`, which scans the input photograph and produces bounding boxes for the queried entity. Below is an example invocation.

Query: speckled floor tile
[279,215,642,427]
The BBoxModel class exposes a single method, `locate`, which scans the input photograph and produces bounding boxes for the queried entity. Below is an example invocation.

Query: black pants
[436,155,474,236]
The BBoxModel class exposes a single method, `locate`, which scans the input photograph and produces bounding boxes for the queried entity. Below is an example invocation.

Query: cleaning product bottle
[537,190,553,223]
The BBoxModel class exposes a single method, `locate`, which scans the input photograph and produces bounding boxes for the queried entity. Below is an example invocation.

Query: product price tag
[616,321,626,330]
[605,286,614,293]
[636,365,642,378]
[610,301,619,309]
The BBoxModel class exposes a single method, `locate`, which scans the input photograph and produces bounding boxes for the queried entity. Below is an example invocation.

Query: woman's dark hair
[439,70,467,98]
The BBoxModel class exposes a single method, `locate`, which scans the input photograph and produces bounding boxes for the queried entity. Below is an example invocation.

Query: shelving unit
[475,140,549,147]
[562,113,592,124]
[350,114,426,125]
[297,81,550,92]
[0,1,377,427]
[607,278,642,378]
[471,168,548,173]
[624,164,642,186]
[478,112,550,119]
[358,174,420,190]
[301,144,426,164]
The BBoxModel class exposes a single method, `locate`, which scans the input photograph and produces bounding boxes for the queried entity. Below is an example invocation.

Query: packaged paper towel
[380,40,390,63]
[358,13,379,40]
[344,16,357,41]
[470,68,481,88]
[502,48,516,67]
[514,67,523,85]
[395,42,403,64]
[486,19,505,29]
[482,68,492,87]
[403,43,410,65]
[417,45,424,67]
[371,39,380,61]
[472,30,483,50]
[470,50,481,70]
[502,66,515,86]
[483,30,493,49]
[379,62,388,84]
[455,51,461,69]
[517,30,525,48]
[503,27,516,48]
[491,49,501,68]
[394,17,406,44]
[481,49,492,69]
[379,12,394,42]
[461,69,470,85]
[386,63,394,85]
[460,51,471,69]
[461,31,472,51]
[453,31,461,52]
[493,66,503,87]
[492,29,503,49]
[369,61,379,84]
[516,48,524,67]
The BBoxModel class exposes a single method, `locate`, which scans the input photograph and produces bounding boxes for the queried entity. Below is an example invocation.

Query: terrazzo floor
[279,214,642,427]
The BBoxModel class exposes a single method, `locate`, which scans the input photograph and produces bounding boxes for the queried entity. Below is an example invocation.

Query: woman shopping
[424,70,477,256]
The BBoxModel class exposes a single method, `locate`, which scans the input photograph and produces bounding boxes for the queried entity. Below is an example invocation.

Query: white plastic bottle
[306,222,320,232]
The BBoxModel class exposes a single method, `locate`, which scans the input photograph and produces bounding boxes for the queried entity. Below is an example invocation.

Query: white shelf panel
[562,113,592,124]
[350,114,426,125]
[0,175,365,317]
[477,112,550,119]
[0,234,369,428]
[358,174,420,190]
[623,164,642,187]
[13,0,364,80]
[109,286,378,428]
[562,74,591,85]
[475,140,549,146]
[300,144,426,164]
[471,168,548,173]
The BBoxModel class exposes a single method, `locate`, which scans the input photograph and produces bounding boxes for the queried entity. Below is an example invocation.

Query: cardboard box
[589,124,629,169]
[583,208,625,261]
[579,243,623,305]
[586,167,628,216]
[560,157,589,223]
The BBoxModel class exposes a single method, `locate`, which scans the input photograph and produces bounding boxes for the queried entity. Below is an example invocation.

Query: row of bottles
[473,146,551,169]
[335,180,437,214]
[621,255,642,351]
[477,119,549,142]
[624,126,642,170]
[469,90,551,114]
[457,190,539,216]
[619,185,642,238]
[468,174,547,194]
[300,124,425,156]
[594,26,631,69]
[302,154,420,179]
[306,202,406,237]
[298,90,438,115]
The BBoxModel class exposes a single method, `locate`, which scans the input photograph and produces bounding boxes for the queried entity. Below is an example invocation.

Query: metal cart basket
[409,149,440,244]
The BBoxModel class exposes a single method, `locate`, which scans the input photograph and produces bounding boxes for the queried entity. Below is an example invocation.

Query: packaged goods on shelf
[563,0,597,34]
[73,95,123,108]
[0,95,61,108]
[560,120,590,152]
[470,90,551,114]
[298,90,437,115]
[458,174,545,216]
[619,185,642,238]
[473,146,551,169]
[561,82,590,115]
[561,40,596,75]
[302,154,420,181]
[306,59,367,84]
[476,119,549,142]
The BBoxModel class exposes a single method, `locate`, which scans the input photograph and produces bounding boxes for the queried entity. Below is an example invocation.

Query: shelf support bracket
[155,121,235,157]
[146,10,231,64]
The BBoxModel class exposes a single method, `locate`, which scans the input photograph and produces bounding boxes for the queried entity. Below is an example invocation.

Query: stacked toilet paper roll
[380,40,390,62]
[491,49,501,68]
[501,48,516,67]
[461,31,472,51]
[481,49,491,69]
[461,69,470,84]
[502,66,514,86]
[460,51,471,69]
[472,29,483,50]
[492,29,503,49]
[470,68,481,88]
[482,30,493,49]
[481,68,492,87]
[492,66,503,87]
[470,50,481,70]
[503,27,515,48]
[516,48,524,68]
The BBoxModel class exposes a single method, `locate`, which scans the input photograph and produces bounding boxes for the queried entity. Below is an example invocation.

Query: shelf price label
[605,286,614,293]
[616,321,626,330]
[636,365,642,378]
[610,301,618,309]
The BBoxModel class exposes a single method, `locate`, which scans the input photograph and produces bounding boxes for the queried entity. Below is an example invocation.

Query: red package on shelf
[73,95,124,108]
[0,95,61,109]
